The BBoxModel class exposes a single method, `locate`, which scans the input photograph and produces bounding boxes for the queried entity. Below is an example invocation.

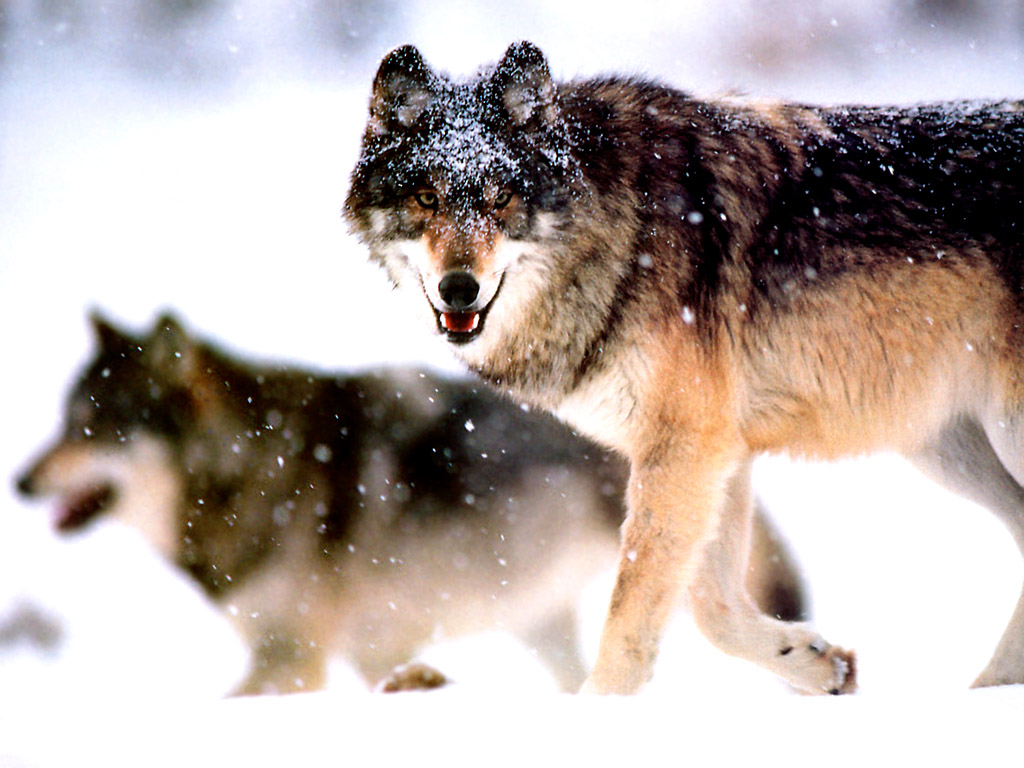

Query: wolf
[345,41,1024,695]
[15,312,804,694]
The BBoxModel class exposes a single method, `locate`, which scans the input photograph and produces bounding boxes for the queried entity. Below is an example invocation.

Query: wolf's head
[345,42,580,351]
[15,312,200,551]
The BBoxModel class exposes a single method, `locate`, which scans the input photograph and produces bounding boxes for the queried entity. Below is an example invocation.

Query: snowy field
[2,0,1024,765]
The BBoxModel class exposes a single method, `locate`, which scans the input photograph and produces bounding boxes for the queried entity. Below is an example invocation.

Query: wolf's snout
[438,272,480,310]
[436,271,487,340]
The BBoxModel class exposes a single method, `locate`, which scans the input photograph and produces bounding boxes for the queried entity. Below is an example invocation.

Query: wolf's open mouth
[432,276,503,345]
[56,484,115,532]
[440,312,480,334]
[436,309,484,344]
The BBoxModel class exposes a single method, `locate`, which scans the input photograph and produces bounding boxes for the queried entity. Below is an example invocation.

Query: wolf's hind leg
[688,462,856,695]
[911,416,1024,687]
[746,499,809,623]
[973,592,1024,687]
[524,604,588,693]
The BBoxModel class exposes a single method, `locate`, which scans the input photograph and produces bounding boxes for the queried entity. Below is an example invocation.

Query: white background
[1,1,1023,764]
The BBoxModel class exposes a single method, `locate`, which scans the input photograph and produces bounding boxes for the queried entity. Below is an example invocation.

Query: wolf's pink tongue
[442,312,480,333]
[55,485,114,532]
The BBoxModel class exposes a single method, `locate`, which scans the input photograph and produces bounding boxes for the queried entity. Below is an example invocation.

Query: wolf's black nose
[438,272,480,310]
[15,472,35,496]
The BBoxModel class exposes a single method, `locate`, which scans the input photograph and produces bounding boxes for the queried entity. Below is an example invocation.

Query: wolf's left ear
[88,309,130,351]
[369,44,437,135]
[491,41,556,127]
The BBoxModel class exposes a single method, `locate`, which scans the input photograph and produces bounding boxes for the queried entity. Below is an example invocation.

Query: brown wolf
[345,41,1024,695]
[15,312,804,694]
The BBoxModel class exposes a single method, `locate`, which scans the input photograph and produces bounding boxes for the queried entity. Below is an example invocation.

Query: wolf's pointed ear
[89,309,130,351]
[369,45,437,135]
[153,311,185,341]
[491,41,556,127]
[148,311,197,375]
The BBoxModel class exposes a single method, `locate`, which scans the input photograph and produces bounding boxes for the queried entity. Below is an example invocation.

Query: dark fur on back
[752,103,1024,306]
[70,314,625,596]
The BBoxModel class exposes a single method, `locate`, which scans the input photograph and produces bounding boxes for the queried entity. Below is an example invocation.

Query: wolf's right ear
[148,311,195,364]
[140,311,194,375]
[153,311,187,343]
[369,45,436,135]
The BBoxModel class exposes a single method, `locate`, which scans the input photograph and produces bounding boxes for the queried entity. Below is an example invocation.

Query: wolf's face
[345,42,579,354]
[16,313,193,554]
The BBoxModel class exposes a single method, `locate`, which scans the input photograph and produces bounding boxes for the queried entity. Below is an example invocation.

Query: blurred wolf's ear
[152,311,187,343]
[88,309,130,351]
[491,41,555,127]
[147,311,198,376]
[369,45,437,135]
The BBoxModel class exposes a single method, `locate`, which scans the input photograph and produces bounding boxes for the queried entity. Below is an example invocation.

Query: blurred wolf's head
[15,312,201,552]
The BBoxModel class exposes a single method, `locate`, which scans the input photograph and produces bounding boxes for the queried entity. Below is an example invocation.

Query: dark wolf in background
[16,312,804,694]
[345,42,1024,695]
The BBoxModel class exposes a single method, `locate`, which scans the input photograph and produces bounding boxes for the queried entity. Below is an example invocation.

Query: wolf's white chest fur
[555,348,646,455]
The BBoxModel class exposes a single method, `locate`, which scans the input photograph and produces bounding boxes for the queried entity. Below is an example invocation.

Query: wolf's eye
[414,191,439,210]
[493,191,513,209]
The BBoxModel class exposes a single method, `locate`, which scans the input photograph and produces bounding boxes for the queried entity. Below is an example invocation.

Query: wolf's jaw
[55,484,116,532]
[23,435,182,559]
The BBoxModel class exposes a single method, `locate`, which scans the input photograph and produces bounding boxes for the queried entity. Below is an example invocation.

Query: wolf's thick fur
[16,312,805,693]
[345,42,1024,694]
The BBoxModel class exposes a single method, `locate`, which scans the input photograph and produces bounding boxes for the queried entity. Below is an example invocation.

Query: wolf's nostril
[15,473,35,496]
[438,272,480,310]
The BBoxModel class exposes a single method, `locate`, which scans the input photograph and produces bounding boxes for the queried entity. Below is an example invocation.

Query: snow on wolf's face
[345,42,579,349]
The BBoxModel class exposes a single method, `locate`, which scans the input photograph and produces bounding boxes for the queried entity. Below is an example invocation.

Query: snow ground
[2,1,1024,765]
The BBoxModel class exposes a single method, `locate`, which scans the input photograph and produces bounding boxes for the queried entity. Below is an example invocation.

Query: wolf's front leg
[580,442,737,695]
[232,629,328,696]
[688,462,856,695]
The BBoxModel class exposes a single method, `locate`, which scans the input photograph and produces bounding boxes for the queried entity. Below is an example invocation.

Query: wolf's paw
[377,662,449,693]
[779,637,857,695]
